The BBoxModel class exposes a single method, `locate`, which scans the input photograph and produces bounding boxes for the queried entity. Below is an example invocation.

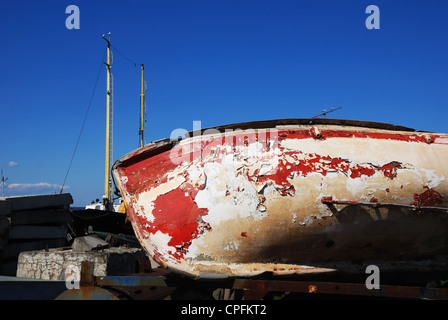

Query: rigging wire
[60,42,145,195]
[60,50,106,194]
[110,43,147,147]
[110,43,141,67]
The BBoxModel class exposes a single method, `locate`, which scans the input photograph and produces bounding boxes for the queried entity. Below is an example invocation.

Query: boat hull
[113,119,448,278]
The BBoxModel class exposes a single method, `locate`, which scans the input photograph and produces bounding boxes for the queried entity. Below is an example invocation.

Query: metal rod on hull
[103,33,112,207]
[313,107,342,119]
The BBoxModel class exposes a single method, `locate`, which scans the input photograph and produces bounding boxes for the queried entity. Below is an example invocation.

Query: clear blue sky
[1,0,447,206]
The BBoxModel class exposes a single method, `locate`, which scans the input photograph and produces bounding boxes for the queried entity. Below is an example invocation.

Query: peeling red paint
[279,129,437,144]
[411,187,444,207]
[118,128,417,263]
[378,161,402,179]
[256,150,406,197]
[121,152,179,195]
[113,121,448,278]
[152,188,209,260]
[349,164,376,178]
[120,128,431,198]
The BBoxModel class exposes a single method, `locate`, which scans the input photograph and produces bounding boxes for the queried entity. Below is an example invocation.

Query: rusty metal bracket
[321,196,448,213]
[80,261,95,286]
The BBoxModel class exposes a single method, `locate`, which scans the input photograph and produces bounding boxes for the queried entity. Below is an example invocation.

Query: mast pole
[103,33,112,207]
[1,169,7,197]
[139,64,145,147]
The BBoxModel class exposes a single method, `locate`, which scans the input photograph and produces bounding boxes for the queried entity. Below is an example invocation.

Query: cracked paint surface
[114,122,448,278]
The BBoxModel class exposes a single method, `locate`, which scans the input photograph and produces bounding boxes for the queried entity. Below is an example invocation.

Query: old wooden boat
[112,118,448,279]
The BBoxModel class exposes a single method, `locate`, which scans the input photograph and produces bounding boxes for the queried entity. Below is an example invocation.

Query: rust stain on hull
[113,119,448,278]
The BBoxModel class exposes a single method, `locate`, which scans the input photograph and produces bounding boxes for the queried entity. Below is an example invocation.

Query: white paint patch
[148,230,177,262]
[135,174,186,222]
[223,241,239,251]
[420,168,445,189]
[344,175,367,196]
[186,164,204,183]
[119,175,128,186]
[280,137,430,166]
[434,137,448,145]
[298,213,332,227]
[291,212,297,223]
[258,163,273,176]
[194,159,267,226]
[259,183,279,198]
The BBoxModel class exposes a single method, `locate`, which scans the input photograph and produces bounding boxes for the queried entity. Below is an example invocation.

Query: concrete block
[0,216,9,236]
[9,225,68,240]
[10,209,72,226]
[2,194,73,211]
[0,216,9,230]
[72,235,109,252]
[1,259,18,276]
[0,200,11,216]
[2,238,67,259]
[16,247,148,280]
